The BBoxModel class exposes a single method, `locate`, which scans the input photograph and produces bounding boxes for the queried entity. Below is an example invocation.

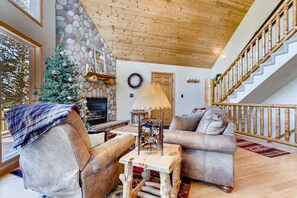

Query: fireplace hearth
[86,98,107,125]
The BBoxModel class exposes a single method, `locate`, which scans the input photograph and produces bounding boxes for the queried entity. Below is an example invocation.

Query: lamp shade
[131,83,172,110]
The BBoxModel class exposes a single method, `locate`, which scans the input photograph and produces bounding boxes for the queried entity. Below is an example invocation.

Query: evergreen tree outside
[0,31,30,109]
[38,43,89,127]
[11,0,29,12]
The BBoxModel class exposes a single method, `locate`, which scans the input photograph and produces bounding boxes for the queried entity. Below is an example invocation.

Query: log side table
[119,144,182,198]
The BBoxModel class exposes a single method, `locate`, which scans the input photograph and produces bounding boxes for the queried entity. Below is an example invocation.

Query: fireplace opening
[86,98,107,125]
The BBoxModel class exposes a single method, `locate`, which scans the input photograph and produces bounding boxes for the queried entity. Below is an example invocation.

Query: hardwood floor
[0,136,297,198]
[188,135,297,198]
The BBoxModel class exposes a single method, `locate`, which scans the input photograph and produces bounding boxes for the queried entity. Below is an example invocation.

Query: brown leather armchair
[19,111,135,198]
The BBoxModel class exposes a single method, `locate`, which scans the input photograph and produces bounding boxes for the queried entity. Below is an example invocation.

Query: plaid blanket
[4,103,80,148]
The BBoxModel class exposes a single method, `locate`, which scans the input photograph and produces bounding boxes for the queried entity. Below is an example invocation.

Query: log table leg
[120,161,133,198]
[171,159,181,197]
[141,169,151,181]
[160,172,171,198]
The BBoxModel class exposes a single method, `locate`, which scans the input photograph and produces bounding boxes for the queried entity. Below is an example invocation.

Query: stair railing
[214,0,297,103]
[214,102,297,147]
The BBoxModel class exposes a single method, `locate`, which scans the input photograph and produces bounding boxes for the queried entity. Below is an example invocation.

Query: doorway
[151,72,175,126]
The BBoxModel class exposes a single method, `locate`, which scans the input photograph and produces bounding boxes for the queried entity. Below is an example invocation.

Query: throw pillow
[196,106,228,135]
[169,114,202,131]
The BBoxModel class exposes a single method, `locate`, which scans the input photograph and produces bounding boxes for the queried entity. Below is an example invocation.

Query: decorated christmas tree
[38,43,89,127]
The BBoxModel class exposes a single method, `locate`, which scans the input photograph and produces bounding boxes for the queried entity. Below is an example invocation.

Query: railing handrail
[214,102,297,109]
[215,0,292,84]
[216,102,297,148]
[214,0,297,103]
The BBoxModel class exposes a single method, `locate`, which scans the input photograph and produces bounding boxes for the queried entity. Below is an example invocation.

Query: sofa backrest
[169,106,234,136]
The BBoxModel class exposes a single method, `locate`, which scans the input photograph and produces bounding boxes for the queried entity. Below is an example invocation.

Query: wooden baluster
[237,59,240,80]
[213,85,216,103]
[240,56,244,80]
[276,107,281,138]
[222,78,225,102]
[241,106,245,132]
[250,44,254,69]
[236,106,239,131]
[227,70,230,90]
[215,83,217,103]
[216,84,219,103]
[294,0,297,28]
[256,38,260,62]
[245,50,248,75]
[253,107,257,134]
[214,85,216,103]
[221,78,224,100]
[247,106,251,133]
[217,85,219,103]
[285,108,290,141]
[276,14,280,43]
[226,73,229,94]
[268,107,272,137]
[268,23,272,51]
[230,68,233,88]
[260,107,264,136]
[295,107,297,143]
[231,106,234,123]
[284,4,289,36]
[235,62,238,84]
[226,106,229,118]
[219,80,222,102]
[223,77,226,100]
[225,79,227,100]
[262,30,266,57]
[220,81,223,102]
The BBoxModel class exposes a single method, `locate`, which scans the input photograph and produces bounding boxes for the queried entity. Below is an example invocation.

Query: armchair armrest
[88,134,135,172]
[164,130,237,154]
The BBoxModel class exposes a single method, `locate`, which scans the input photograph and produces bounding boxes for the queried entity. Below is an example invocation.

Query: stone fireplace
[56,0,117,121]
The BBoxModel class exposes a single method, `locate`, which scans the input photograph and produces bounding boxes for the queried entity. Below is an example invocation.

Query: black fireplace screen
[86,98,107,125]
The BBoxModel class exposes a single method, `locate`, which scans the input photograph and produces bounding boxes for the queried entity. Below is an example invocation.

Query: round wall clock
[127,73,143,89]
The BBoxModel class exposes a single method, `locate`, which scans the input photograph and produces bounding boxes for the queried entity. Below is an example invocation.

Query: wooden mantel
[82,71,116,85]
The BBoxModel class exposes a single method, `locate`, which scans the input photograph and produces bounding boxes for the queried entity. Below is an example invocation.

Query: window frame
[0,21,42,175]
[8,0,43,27]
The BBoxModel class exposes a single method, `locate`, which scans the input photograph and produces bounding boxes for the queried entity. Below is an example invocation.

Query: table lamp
[131,83,172,155]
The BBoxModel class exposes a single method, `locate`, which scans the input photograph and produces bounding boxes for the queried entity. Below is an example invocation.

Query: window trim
[8,0,43,27]
[0,21,42,174]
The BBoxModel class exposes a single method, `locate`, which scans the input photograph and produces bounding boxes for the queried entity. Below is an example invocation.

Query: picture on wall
[94,49,106,73]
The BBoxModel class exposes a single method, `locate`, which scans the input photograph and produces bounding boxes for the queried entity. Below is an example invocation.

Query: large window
[0,22,41,168]
[8,0,42,26]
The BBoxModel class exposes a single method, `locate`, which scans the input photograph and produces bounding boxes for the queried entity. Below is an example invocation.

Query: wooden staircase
[214,0,297,103]
[211,0,297,147]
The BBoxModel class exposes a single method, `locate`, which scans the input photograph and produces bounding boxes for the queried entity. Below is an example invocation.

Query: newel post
[205,78,214,107]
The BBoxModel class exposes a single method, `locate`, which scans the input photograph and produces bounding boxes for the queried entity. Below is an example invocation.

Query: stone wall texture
[56,0,117,121]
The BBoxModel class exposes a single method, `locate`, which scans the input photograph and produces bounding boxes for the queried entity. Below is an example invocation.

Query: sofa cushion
[169,114,203,131]
[196,106,228,135]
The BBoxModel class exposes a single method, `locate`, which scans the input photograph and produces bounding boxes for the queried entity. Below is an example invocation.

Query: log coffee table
[119,144,182,198]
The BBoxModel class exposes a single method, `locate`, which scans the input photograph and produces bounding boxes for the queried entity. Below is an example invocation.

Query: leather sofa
[164,106,237,192]
[19,111,135,198]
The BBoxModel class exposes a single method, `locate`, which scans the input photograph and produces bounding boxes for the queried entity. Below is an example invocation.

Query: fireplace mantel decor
[82,71,116,85]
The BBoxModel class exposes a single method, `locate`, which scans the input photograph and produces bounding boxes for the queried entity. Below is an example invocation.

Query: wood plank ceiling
[80,0,254,68]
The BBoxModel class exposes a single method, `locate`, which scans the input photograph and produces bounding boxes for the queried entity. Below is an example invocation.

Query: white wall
[211,0,281,77]
[116,60,211,120]
[263,77,297,104]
